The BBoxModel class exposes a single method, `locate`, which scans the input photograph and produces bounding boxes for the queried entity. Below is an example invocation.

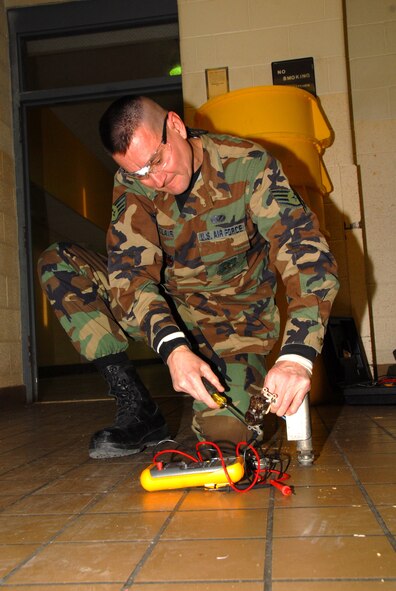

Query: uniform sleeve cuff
[159,338,191,363]
[279,344,317,363]
[153,328,191,363]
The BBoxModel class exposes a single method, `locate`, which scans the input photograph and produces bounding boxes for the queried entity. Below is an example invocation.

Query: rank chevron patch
[111,193,127,223]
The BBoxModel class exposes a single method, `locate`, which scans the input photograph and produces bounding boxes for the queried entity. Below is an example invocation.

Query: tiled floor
[0,364,395,590]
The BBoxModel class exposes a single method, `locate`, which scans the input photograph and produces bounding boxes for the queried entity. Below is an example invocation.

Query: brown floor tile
[377,506,396,534]
[2,462,79,481]
[0,544,37,578]
[0,440,43,455]
[111,468,157,492]
[335,430,392,440]
[347,452,396,468]
[64,462,133,479]
[353,465,396,484]
[365,483,396,505]
[0,514,73,544]
[34,476,119,494]
[7,541,149,584]
[44,448,96,463]
[56,511,170,541]
[340,442,396,454]
[273,582,396,591]
[3,586,120,591]
[0,495,22,510]
[0,479,49,495]
[179,487,270,510]
[310,440,341,455]
[288,466,356,487]
[163,508,267,539]
[3,493,97,515]
[274,484,366,508]
[135,538,266,582]
[131,584,264,591]
[273,506,383,537]
[88,490,184,512]
[0,446,57,462]
[2,390,396,589]
[272,536,396,579]
[0,459,22,474]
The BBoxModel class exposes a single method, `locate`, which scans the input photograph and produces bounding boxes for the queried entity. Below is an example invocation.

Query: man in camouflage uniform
[39,95,339,459]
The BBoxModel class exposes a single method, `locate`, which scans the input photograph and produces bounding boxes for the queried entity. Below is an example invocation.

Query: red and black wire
[151,440,293,496]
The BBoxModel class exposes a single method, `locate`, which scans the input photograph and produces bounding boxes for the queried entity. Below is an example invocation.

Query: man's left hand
[263,360,311,417]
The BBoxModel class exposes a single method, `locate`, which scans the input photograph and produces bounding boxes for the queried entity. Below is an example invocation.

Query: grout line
[263,487,275,591]
[0,459,95,507]
[0,460,137,585]
[316,407,396,552]
[269,533,386,540]
[121,490,189,590]
[0,583,127,589]
[271,577,396,583]
[363,413,396,440]
[332,441,396,552]
[2,577,396,587]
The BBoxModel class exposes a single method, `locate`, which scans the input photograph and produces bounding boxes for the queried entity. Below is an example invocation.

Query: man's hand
[264,360,311,417]
[166,345,223,409]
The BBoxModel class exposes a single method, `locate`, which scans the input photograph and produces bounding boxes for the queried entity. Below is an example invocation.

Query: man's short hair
[99,95,144,155]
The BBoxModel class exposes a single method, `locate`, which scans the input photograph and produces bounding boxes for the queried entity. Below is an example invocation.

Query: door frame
[7,0,182,402]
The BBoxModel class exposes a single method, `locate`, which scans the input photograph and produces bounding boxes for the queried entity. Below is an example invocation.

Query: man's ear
[167,111,187,139]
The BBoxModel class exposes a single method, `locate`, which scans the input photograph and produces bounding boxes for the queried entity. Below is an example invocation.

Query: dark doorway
[8,0,182,401]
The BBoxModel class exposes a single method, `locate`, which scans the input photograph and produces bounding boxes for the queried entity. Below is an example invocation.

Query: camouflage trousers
[38,242,268,441]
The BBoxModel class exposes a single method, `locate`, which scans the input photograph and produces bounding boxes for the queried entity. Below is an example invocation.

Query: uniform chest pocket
[197,224,251,282]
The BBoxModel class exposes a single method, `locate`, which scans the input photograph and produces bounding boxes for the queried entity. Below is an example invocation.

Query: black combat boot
[89,361,169,459]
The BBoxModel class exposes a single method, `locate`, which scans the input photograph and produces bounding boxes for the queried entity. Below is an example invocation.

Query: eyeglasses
[120,113,170,181]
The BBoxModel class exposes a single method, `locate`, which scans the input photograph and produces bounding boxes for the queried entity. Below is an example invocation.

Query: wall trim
[0,385,27,406]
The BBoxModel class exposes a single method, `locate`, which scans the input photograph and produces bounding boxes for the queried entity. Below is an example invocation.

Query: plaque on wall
[205,67,229,100]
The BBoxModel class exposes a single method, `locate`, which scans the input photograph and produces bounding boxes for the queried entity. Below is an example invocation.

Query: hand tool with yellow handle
[201,377,263,438]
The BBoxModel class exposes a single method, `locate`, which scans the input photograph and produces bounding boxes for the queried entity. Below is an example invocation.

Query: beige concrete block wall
[0,0,23,388]
[4,0,387,384]
[178,0,372,363]
[345,0,396,368]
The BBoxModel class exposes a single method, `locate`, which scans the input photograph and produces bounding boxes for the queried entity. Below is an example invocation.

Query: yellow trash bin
[195,86,335,405]
[194,85,334,234]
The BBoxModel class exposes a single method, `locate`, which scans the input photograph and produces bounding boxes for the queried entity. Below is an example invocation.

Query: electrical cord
[151,440,293,496]
[377,376,396,386]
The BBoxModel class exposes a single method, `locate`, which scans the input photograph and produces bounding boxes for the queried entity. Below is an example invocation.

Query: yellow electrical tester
[140,378,250,492]
[140,456,245,491]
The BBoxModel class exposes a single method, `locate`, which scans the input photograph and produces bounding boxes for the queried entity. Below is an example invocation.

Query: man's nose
[150,171,167,188]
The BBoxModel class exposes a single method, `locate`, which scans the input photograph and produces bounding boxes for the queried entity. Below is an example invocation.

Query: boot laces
[103,364,151,427]
[114,389,140,427]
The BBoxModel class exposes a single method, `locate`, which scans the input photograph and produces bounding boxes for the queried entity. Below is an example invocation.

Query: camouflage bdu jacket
[107,133,339,362]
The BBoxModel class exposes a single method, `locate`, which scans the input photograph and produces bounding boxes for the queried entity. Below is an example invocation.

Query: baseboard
[0,385,27,407]
[38,363,98,378]
[38,358,163,378]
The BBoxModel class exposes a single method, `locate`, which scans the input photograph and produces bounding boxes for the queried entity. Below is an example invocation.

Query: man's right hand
[166,345,223,409]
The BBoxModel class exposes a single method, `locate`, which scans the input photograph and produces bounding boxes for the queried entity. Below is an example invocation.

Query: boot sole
[88,427,170,459]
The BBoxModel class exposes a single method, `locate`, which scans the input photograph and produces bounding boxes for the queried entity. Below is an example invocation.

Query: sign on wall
[271,57,316,96]
[205,67,229,100]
